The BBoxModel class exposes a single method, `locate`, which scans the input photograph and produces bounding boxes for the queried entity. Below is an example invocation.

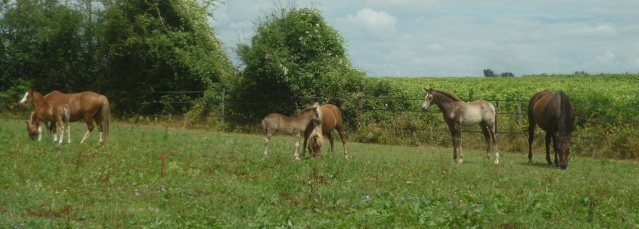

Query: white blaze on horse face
[422,93,433,110]
[19,92,29,104]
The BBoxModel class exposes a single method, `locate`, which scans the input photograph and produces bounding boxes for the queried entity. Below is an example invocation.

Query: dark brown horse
[262,103,322,160]
[302,104,348,159]
[422,88,499,164]
[528,90,575,170]
[20,89,111,144]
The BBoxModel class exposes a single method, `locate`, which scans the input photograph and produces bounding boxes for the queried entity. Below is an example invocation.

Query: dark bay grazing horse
[527,90,575,170]
[302,104,348,159]
[20,89,111,144]
[422,88,499,164]
[262,103,322,160]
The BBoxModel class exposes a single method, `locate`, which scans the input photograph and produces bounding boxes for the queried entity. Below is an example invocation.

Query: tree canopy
[230,6,365,122]
[0,0,236,114]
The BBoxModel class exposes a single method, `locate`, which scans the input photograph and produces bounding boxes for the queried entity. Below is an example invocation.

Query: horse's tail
[558,90,574,137]
[100,95,111,142]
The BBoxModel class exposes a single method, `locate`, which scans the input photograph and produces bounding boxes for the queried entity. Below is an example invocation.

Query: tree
[231,6,365,124]
[500,72,514,77]
[100,0,235,114]
[483,69,497,77]
[0,0,88,93]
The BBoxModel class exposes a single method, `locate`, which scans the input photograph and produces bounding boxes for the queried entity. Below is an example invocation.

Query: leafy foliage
[0,0,235,115]
[100,0,235,114]
[230,6,365,124]
[0,0,89,93]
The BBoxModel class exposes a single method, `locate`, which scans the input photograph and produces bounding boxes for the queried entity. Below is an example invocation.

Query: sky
[209,0,639,77]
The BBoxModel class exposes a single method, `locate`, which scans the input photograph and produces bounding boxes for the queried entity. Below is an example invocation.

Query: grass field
[1,117,638,228]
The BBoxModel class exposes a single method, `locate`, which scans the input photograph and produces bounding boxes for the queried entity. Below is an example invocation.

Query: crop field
[1,117,638,228]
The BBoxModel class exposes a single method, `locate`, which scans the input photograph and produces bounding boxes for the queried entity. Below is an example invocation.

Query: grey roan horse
[262,104,322,160]
[422,88,499,164]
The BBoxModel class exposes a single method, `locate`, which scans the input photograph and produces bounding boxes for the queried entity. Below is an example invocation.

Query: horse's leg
[544,133,552,165]
[336,126,348,159]
[263,131,272,155]
[489,123,499,164]
[527,122,536,163]
[55,114,64,144]
[301,126,312,159]
[552,135,559,167]
[81,117,95,144]
[51,120,59,143]
[326,132,335,153]
[95,116,104,144]
[65,120,71,143]
[294,133,301,160]
[480,123,491,160]
[37,124,43,141]
[449,127,460,163]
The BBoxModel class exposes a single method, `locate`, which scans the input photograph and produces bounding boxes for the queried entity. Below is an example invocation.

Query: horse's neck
[434,93,459,112]
[31,92,45,110]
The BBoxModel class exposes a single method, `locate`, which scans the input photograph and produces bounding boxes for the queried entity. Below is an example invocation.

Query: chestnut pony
[302,104,348,159]
[422,88,499,164]
[26,102,71,143]
[527,90,575,170]
[20,89,111,144]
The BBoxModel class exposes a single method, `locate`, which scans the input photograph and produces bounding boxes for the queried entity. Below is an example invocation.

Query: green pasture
[1,118,638,228]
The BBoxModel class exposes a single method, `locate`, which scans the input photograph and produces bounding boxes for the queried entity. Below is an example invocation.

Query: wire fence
[3,90,639,128]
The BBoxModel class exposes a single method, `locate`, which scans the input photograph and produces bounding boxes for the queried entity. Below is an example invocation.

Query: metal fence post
[517,95,523,127]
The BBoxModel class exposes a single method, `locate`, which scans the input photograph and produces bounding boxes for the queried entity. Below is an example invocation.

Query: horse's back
[319,104,343,133]
[262,113,284,132]
[529,90,563,131]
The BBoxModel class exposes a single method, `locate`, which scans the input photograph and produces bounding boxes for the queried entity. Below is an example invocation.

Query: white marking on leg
[263,134,271,155]
[81,130,91,144]
[67,124,71,143]
[294,134,301,160]
[494,145,500,164]
[59,125,65,144]
[99,132,104,144]
[37,125,42,141]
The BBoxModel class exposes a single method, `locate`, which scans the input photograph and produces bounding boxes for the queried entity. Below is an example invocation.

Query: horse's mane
[558,90,575,137]
[434,89,463,102]
[298,102,321,117]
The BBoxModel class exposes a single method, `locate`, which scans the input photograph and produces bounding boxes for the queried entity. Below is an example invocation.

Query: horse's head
[25,120,40,140]
[422,88,436,110]
[555,133,572,170]
[19,89,34,105]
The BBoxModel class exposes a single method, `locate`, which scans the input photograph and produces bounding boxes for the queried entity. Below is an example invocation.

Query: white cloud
[211,0,639,76]
[596,51,616,62]
[344,8,398,39]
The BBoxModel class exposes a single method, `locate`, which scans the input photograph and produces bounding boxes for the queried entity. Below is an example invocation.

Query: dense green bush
[228,6,365,125]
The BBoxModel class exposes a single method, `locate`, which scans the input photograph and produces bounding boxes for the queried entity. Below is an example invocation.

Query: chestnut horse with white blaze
[422,88,499,164]
[26,102,71,143]
[302,104,348,159]
[262,103,322,160]
[20,89,111,144]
